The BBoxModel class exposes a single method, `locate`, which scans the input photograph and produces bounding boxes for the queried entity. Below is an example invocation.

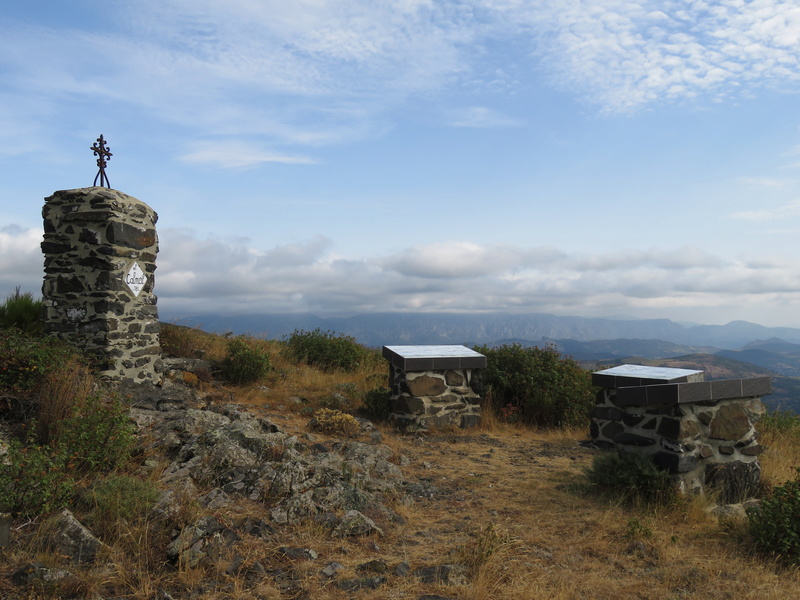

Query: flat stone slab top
[613,376,772,407]
[592,365,705,388]
[382,345,487,371]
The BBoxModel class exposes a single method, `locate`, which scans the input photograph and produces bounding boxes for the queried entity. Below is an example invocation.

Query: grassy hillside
[1,325,800,599]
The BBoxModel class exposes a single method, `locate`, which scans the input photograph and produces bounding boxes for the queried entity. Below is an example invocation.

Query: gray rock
[335,576,386,592]
[413,564,469,586]
[45,509,105,565]
[357,559,388,574]
[166,516,239,568]
[321,561,344,579]
[279,546,318,561]
[334,510,384,537]
[12,562,72,586]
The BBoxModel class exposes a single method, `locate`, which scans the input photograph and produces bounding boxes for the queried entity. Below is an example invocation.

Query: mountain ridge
[165,311,800,349]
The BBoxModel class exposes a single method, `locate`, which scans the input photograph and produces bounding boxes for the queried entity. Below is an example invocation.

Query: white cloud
[3,223,798,324]
[0,226,43,295]
[729,199,800,220]
[524,0,800,112]
[152,231,800,324]
[448,106,521,128]
[2,0,800,158]
[180,141,316,169]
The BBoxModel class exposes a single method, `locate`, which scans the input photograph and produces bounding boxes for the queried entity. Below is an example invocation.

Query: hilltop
[1,324,800,599]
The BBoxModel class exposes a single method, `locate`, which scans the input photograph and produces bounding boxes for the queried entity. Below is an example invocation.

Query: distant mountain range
[166,311,800,413]
[167,311,800,349]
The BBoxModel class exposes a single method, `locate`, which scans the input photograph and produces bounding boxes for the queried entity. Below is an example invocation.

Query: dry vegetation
[2,323,800,599]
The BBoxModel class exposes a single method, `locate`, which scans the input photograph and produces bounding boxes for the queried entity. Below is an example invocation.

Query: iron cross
[91,134,112,188]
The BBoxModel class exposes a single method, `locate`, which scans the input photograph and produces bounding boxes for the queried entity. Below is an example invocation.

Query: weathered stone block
[406,375,446,397]
[460,414,481,428]
[591,406,624,421]
[106,221,156,249]
[698,444,713,458]
[740,444,764,456]
[432,394,462,404]
[697,411,713,426]
[653,451,698,473]
[622,413,645,426]
[445,370,464,386]
[600,421,624,440]
[613,432,655,446]
[393,396,425,414]
[657,417,699,440]
[709,404,751,441]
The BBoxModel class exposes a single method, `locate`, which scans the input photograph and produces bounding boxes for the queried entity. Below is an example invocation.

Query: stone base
[589,368,769,502]
[387,368,483,431]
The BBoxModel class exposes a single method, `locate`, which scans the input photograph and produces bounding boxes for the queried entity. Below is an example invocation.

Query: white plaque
[125,262,147,297]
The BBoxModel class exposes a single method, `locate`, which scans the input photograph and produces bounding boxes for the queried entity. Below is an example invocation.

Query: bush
[362,386,392,421]
[282,328,367,373]
[309,408,360,437]
[0,391,135,517]
[759,411,800,436]
[0,287,43,334]
[0,329,79,395]
[0,433,74,516]
[747,469,800,563]
[87,474,160,526]
[160,322,214,359]
[221,336,271,384]
[53,392,136,474]
[473,343,596,428]
[585,451,676,505]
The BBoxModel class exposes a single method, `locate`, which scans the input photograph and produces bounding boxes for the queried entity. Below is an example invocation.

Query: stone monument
[40,138,161,383]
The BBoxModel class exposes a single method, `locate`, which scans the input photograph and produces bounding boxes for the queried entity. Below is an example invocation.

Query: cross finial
[90,134,112,188]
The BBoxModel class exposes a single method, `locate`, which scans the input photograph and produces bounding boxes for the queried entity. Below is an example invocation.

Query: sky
[4,1,800,327]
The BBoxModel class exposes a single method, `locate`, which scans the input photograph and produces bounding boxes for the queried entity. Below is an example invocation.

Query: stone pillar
[590,365,771,502]
[382,345,487,431]
[41,187,160,384]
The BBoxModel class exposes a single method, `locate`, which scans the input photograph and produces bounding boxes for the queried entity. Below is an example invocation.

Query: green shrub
[473,343,596,428]
[0,288,43,334]
[759,411,800,436]
[747,469,800,564]
[0,329,79,395]
[362,386,392,421]
[87,474,160,525]
[586,451,676,505]
[0,433,74,516]
[53,392,136,475]
[282,328,367,373]
[221,336,271,384]
[0,392,135,518]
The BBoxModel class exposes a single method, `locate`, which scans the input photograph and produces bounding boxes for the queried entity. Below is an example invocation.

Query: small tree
[474,343,596,428]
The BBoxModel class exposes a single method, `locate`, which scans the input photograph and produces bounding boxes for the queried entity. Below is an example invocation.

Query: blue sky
[4,0,800,327]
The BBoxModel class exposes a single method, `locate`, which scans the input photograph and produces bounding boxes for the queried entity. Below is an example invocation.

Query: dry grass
[759,424,800,487]
[35,356,95,444]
